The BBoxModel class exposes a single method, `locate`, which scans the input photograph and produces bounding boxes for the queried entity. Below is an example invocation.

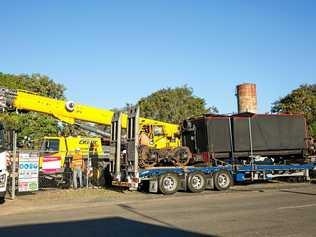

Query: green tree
[0,72,65,99]
[0,73,67,144]
[271,84,316,137]
[138,85,217,124]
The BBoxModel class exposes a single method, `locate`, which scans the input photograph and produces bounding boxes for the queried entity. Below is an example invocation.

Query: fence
[38,148,112,189]
[6,141,112,199]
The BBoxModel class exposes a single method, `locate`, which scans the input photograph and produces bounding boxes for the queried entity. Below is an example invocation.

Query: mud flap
[206,177,214,189]
[149,179,158,193]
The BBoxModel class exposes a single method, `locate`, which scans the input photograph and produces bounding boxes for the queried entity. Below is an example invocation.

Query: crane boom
[1,88,119,126]
[0,88,180,147]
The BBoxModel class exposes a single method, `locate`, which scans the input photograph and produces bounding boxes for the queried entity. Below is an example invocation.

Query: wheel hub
[163,177,176,191]
[191,175,202,189]
[218,174,229,187]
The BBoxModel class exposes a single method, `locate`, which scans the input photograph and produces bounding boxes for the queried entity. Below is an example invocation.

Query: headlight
[0,174,6,188]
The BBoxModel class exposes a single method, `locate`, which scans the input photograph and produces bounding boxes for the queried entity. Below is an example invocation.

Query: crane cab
[39,136,104,173]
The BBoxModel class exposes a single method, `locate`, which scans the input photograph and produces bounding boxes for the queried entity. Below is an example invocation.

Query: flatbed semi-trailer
[137,163,314,194]
[111,107,315,195]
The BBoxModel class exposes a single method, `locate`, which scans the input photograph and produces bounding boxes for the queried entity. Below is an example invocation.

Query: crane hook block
[65,101,75,112]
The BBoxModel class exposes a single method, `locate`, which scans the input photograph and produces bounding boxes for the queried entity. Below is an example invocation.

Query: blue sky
[1,0,315,113]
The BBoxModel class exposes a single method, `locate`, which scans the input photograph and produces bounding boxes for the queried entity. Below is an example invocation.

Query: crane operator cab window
[41,139,59,153]
[153,126,164,136]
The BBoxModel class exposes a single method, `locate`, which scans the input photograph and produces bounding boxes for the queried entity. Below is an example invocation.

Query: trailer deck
[111,106,316,195]
[138,163,314,194]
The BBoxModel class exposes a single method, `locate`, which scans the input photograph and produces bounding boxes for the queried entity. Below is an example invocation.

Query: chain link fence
[37,149,112,189]
[5,145,113,200]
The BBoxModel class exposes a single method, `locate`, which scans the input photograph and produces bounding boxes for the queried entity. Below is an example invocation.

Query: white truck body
[0,151,8,201]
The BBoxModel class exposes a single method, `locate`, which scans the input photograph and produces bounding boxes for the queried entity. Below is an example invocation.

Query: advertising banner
[18,152,39,192]
[42,156,62,174]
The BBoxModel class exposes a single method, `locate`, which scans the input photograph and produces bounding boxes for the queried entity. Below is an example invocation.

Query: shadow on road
[118,204,177,228]
[0,217,216,237]
[280,189,316,196]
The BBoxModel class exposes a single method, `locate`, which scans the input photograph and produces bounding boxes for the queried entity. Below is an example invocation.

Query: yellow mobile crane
[0,88,185,178]
[0,88,180,144]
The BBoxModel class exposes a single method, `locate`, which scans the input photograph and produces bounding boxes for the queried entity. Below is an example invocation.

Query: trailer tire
[213,170,233,191]
[187,172,206,193]
[158,173,179,195]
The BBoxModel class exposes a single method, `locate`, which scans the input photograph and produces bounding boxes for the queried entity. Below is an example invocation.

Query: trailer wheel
[213,170,232,191]
[159,173,179,195]
[187,172,206,193]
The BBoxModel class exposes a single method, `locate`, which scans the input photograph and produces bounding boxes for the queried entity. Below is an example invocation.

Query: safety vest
[72,152,83,168]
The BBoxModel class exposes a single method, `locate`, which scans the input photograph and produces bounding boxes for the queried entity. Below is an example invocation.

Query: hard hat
[75,148,80,151]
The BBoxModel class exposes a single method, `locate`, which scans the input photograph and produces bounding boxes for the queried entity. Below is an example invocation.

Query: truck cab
[39,136,108,187]
[40,136,105,173]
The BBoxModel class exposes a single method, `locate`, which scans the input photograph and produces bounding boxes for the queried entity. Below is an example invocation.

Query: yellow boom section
[14,90,180,139]
[14,90,118,126]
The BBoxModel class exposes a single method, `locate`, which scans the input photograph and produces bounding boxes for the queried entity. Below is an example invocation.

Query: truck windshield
[41,139,59,152]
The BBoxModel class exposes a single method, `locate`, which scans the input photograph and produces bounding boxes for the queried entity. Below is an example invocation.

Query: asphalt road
[0,184,316,237]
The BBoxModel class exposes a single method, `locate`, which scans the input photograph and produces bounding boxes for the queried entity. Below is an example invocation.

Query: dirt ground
[1,180,314,216]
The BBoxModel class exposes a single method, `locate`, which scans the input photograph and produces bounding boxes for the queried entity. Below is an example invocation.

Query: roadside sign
[18,152,39,192]
[42,156,62,174]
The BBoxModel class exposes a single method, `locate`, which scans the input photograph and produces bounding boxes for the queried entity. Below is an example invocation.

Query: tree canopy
[271,84,316,137]
[0,73,65,99]
[0,73,66,144]
[138,85,217,124]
